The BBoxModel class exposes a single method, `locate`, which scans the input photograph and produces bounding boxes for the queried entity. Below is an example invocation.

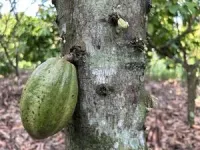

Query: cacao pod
[20,57,78,139]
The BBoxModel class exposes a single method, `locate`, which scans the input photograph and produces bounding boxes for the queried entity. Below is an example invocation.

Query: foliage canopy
[0,5,59,75]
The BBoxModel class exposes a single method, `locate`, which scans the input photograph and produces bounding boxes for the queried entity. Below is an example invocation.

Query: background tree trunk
[186,65,198,126]
[15,48,19,77]
[54,0,147,149]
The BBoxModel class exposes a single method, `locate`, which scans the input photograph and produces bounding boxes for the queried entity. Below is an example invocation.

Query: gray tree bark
[186,65,198,126]
[54,0,147,149]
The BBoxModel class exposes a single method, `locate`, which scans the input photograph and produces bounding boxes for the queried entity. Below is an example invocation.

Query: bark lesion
[64,40,86,64]
[95,84,115,97]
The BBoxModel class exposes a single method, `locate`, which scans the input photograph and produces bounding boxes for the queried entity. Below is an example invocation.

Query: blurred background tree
[0,0,59,76]
[147,0,200,126]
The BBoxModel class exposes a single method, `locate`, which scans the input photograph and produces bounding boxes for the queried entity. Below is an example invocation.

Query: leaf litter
[145,79,200,150]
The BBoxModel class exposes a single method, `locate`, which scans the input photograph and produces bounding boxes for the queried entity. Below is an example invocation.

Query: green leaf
[148,24,154,35]
[168,5,179,15]
[185,2,197,14]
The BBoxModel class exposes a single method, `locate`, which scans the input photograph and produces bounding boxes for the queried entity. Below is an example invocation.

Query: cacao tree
[53,0,149,149]
[147,0,200,126]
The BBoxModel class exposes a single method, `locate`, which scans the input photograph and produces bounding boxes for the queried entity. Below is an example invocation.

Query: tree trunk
[186,65,198,126]
[15,48,19,77]
[54,0,147,149]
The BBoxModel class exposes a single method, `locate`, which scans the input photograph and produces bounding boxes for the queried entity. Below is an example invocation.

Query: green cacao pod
[20,57,78,139]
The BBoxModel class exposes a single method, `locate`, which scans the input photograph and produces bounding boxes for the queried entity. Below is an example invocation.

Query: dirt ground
[145,79,200,150]
[0,73,200,150]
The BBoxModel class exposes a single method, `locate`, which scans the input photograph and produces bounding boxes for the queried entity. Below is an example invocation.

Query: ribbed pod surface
[20,57,78,139]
